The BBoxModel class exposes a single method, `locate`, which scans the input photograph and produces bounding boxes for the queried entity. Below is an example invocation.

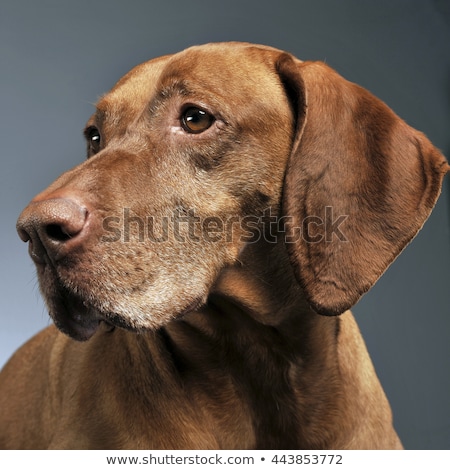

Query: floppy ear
[276,53,448,315]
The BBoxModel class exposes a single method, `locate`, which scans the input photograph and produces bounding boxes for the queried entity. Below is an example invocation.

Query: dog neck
[212,237,315,325]
[158,238,344,448]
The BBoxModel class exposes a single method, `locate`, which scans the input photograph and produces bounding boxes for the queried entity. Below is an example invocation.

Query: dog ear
[276,53,448,315]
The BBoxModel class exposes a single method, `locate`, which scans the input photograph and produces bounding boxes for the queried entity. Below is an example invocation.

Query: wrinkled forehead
[95,43,284,116]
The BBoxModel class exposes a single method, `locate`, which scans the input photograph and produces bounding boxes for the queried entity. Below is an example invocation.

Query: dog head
[16,43,448,340]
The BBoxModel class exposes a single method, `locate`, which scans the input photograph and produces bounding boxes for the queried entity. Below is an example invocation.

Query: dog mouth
[43,275,206,342]
[48,285,107,341]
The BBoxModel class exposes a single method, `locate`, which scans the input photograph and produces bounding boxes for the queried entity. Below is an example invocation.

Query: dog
[0,42,448,449]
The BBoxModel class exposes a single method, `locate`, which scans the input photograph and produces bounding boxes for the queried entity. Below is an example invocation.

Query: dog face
[16,44,296,340]
[16,42,447,341]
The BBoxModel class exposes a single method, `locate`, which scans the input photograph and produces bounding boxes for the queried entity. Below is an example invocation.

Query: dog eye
[85,126,101,154]
[181,107,214,134]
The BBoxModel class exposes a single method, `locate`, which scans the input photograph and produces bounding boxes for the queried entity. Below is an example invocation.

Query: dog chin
[46,289,102,341]
[99,295,206,333]
[53,313,102,341]
[48,286,206,341]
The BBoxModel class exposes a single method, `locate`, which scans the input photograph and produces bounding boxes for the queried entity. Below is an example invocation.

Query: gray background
[1,0,449,449]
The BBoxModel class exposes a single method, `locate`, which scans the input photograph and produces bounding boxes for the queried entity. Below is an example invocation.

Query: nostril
[41,204,88,245]
[17,197,89,264]
[45,223,74,242]
[17,228,31,243]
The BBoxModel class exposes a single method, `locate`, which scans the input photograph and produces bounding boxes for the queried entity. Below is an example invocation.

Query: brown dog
[0,42,447,449]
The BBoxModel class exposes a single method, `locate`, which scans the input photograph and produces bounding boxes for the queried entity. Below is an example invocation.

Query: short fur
[1,42,448,449]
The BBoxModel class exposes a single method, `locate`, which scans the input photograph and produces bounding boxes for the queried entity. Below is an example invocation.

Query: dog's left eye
[181,107,214,134]
[85,126,101,155]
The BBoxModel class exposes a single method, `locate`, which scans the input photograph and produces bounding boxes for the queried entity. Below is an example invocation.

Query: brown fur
[1,42,448,449]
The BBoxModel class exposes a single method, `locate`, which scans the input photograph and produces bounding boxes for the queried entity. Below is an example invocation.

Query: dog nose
[17,197,88,264]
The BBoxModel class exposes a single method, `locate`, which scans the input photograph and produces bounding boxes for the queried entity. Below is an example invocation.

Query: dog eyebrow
[150,79,202,113]
[159,78,193,98]
[150,76,232,122]
[87,104,131,134]
[82,105,108,131]
[147,78,216,120]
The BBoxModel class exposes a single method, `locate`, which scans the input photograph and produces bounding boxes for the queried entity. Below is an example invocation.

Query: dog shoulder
[0,326,61,448]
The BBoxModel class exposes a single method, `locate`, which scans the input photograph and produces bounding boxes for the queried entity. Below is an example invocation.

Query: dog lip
[55,314,101,341]
[50,286,103,341]
[48,281,206,339]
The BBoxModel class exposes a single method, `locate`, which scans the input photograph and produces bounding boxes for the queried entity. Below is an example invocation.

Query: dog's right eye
[181,107,215,134]
[85,127,101,155]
